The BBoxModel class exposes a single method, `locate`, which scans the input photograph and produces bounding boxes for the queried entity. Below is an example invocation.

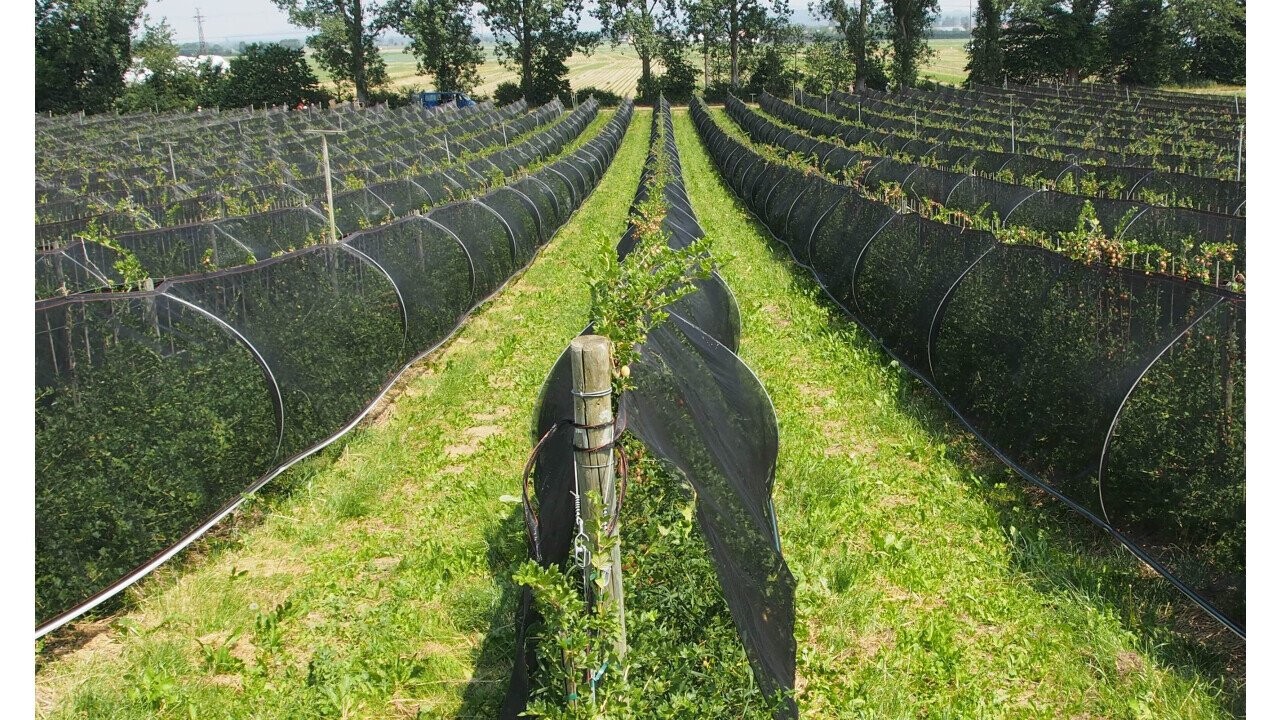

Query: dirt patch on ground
[758,303,792,328]
[443,425,504,457]
[857,627,896,660]
[1115,650,1144,677]
[367,363,438,429]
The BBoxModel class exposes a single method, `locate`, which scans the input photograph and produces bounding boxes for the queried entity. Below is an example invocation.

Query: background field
[313,43,644,99]
[313,38,1241,100]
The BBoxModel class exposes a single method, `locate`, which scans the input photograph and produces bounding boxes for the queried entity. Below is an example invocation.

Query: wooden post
[1236,125,1244,182]
[569,335,626,660]
[306,129,343,243]
[163,141,178,184]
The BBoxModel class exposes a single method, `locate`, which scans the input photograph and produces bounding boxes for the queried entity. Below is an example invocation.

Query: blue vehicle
[419,91,476,109]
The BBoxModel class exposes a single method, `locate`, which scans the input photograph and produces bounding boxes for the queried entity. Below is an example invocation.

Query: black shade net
[34,101,636,636]
[692,97,1244,638]
[35,100,603,299]
[770,92,1245,214]
[506,100,796,717]
[735,96,1246,277]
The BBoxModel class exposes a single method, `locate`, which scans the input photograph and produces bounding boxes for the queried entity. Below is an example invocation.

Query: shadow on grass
[455,503,527,719]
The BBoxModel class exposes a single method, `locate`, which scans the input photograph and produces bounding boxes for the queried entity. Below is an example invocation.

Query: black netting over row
[733,96,1246,277]
[35,101,604,299]
[34,100,548,247]
[507,99,796,718]
[834,86,1239,157]
[34,102,635,636]
[691,97,1244,637]
[767,93,1245,213]
[37,99,522,202]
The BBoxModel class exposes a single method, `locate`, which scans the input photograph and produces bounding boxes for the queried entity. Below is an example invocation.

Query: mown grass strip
[35,110,654,720]
[671,107,1243,719]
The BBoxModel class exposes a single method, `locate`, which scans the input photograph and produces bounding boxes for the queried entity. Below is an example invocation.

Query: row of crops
[743,94,1245,286]
[35,99,597,297]
[807,83,1244,182]
[34,98,636,635]
[692,94,1244,637]
[36,100,528,240]
[509,98,794,716]
[976,80,1245,116]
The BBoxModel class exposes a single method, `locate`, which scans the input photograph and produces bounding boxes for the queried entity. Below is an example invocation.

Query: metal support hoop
[338,242,411,351]
[926,244,998,380]
[421,214,478,308]
[1094,297,1225,525]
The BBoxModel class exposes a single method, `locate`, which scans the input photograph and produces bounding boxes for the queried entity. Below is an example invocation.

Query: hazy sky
[147,0,979,45]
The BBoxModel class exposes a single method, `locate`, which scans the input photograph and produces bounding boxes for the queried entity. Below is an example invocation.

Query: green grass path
[36,109,653,719]
[670,107,1242,719]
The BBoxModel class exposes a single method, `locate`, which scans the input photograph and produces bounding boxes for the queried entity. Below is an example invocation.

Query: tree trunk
[520,0,533,98]
[854,0,870,92]
[640,50,652,87]
[730,2,741,88]
[350,1,368,105]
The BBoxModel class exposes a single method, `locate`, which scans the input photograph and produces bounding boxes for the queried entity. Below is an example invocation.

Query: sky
[146,0,979,45]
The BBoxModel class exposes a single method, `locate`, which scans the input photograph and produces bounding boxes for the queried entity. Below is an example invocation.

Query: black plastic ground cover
[35,100,597,299]
[767,92,1246,217]
[505,100,797,717]
[692,98,1245,638]
[735,96,1247,277]
[33,102,636,637]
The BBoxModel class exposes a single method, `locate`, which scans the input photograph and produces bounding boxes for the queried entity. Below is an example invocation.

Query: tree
[480,0,597,105]
[1106,0,1175,86]
[813,0,887,92]
[1001,0,1104,84]
[1171,0,1245,85]
[966,0,1007,86]
[36,0,146,114]
[391,0,484,92]
[688,0,789,89]
[594,0,680,94]
[219,43,326,108]
[116,19,223,113]
[881,0,940,89]
[272,0,394,105]
[803,32,857,94]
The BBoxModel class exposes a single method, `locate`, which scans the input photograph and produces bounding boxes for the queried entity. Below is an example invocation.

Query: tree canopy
[36,0,146,114]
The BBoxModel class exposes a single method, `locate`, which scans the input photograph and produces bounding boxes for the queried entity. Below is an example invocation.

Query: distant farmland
[312,43,645,99]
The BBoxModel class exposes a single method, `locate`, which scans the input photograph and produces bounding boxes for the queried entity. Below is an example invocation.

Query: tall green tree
[594,0,680,93]
[218,43,326,108]
[1001,0,1104,84]
[688,0,789,88]
[881,0,940,89]
[803,32,857,94]
[271,0,394,105]
[813,0,887,92]
[390,0,484,92]
[965,0,1007,86]
[1171,0,1245,84]
[480,0,597,105]
[36,0,146,114]
[116,19,224,113]
[1106,0,1175,86]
